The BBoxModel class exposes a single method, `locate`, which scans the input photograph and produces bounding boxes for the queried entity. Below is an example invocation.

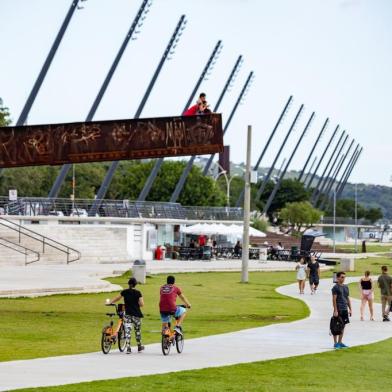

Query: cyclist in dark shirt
[108,277,144,354]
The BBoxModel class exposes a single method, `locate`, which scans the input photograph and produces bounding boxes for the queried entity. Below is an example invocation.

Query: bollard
[340,258,355,272]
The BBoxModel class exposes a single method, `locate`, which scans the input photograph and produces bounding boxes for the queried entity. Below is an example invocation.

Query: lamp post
[214,163,238,207]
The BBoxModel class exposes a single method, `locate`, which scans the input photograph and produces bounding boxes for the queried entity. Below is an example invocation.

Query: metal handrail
[0,237,40,265]
[0,217,81,263]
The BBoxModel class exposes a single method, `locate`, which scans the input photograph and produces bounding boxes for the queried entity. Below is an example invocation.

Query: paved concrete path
[1,277,391,391]
[0,259,307,298]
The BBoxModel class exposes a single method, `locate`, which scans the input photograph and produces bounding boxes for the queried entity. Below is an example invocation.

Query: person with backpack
[108,277,145,354]
[331,271,352,349]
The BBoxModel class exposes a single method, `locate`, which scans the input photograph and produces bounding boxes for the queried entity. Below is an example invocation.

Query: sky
[0,0,391,186]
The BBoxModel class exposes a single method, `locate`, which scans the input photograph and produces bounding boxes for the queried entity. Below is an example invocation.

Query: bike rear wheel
[118,324,127,352]
[101,326,113,354]
[161,334,171,356]
[175,332,184,353]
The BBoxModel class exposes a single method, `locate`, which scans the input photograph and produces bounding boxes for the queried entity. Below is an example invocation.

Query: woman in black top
[359,270,374,321]
[108,277,145,353]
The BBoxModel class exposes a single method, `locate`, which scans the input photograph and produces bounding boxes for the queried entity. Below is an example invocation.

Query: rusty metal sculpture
[0,114,223,168]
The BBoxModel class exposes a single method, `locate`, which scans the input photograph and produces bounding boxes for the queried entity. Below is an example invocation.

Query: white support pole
[333,190,336,253]
[354,183,358,253]
[242,125,252,283]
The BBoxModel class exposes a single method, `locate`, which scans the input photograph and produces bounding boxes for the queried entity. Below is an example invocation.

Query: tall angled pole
[89,15,187,214]
[169,71,254,203]
[255,104,304,201]
[234,95,293,207]
[315,134,350,206]
[323,144,360,210]
[305,124,339,190]
[337,147,363,199]
[311,129,345,201]
[303,155,318,186]
[320,138,355,209]
[49,0,152,198]
[16,0,80,126]
[202,71,254,175]
[262,112,315,215]
[136,42,228,202]
[297,118,329,182]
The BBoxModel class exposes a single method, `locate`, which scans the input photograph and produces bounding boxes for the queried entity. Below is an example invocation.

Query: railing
[0,217,81,264]
[319,217,373,225]
[0,237,40,265]
[0,197,243,221]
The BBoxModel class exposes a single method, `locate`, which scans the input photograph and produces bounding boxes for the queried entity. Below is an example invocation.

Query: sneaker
[334,343,340,349]
[126,346,132,354]
[383,316,390,322]
[174,326,183,335]
[137,345,145,352]
[339,343,349,348]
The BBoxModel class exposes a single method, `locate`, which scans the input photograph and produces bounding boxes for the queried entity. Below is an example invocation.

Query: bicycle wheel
[101,326,112,354]
[118,324,127,352]
[161,334,171,356]
[175,332,184,353]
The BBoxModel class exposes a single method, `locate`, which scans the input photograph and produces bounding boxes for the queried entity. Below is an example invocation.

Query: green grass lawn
[0,271,308,362]
[337,243,392,253]
[17,337,392,392]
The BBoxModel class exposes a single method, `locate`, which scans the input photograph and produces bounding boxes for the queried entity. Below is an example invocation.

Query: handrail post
[67,250,69,264]
[42,238,45,253]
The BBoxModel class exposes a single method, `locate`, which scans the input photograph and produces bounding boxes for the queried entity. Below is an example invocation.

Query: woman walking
[296,257,307,294]
[359,271,374,321]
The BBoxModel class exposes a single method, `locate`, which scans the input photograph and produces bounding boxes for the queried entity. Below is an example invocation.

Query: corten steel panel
[0,114,223,168]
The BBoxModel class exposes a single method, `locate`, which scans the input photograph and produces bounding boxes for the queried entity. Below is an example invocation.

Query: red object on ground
[198,235,206,246]
[155,246,163,260]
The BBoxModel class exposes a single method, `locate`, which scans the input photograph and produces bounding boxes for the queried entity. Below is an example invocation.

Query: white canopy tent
[181,223,266,237]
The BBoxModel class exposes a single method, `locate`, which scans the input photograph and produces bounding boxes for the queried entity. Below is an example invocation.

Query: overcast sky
[1,0,391,186]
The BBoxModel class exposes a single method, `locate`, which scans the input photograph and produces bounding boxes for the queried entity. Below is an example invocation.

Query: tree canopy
[280,201,322,233]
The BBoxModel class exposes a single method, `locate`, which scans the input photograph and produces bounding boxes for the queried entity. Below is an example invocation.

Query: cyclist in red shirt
[159,275,191,335]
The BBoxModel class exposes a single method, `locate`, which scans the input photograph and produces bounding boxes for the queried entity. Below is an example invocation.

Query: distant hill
[195,158,392,219]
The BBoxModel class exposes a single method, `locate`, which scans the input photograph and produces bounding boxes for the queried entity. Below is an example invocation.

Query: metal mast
[89,15,187,214]
[311,131,347,203]
[336,147,363,198]
[262,112,315,215]
[169,71,254,203]
[305,124,339,190]
[255,104,304,201]
[136,42,228,201]
[297,118,329,182]
[16,0,80,126]
[234,95,294,207]
[313,133,349,205]
[49,0,152,198]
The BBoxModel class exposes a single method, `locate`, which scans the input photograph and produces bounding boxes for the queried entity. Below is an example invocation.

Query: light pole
[214,165,238,207]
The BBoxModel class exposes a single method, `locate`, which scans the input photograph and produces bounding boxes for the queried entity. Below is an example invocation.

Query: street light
[214,163,238,207]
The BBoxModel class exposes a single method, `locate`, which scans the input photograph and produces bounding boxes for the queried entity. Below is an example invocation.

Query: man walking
[332,271,352,349]
[377,265,392,321]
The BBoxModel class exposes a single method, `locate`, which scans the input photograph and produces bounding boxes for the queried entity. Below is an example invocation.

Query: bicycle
[101,303,127,354]
[161,305,187,356]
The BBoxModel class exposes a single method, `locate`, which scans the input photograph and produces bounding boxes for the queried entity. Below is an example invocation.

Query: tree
[280,201,322,233]
[0,98,11,127]
[257,178,311,220]
[364,207,383,223]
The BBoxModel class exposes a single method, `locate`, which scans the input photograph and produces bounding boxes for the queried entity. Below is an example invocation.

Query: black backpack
[330,316,344,336]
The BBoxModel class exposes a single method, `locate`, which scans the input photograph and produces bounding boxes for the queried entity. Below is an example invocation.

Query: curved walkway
[1,277,392,390]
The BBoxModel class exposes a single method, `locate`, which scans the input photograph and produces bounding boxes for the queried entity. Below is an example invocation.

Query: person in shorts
[359,270,374,321]
[331,271,352,349]
[159,275,191,335]
[377,265,392,321]
[307,255,320,294]
[108,277,144,354]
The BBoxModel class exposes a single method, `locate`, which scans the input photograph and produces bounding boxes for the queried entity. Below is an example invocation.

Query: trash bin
[291,246,298,261]
[155,246,164,261]
[132,259,146,284]
[340,258,355,272]
[259,248,268,261]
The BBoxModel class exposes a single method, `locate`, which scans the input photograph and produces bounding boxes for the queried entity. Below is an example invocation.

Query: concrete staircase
[0,217,80,266]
